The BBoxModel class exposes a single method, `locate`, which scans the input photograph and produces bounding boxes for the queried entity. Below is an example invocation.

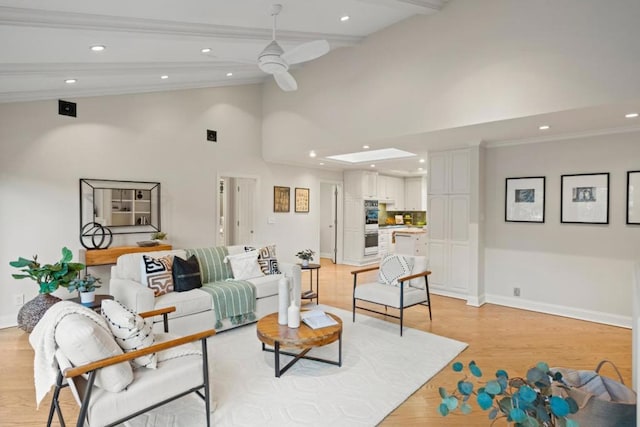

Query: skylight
[327,148,416,164]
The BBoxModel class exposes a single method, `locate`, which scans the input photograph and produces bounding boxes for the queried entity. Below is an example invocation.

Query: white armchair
[351,254,432,336]
[32,303,215,427]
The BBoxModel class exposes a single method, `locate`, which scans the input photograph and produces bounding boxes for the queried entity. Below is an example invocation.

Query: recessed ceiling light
[309,150,317,158]
[419,158,425,163]
[90,45,105,52]
[625,113,639,118]
[201,48,212,53]
[319,162,325,166]
[539,125,550,130]
[226,72,233,77]
[340,15,350,22]
[418,167,423,171]
[65,79,77,84]
[362,145,370,149]
[160,75,169,79]
[370,164,375,168]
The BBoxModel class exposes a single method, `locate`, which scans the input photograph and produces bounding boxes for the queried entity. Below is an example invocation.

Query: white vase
[302,259,309,267]
[278,277,289,325]
[80,291,95,306]
[287,301,300,328]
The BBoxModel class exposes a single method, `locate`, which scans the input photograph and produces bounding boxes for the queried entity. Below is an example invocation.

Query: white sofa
[110,245,301,335]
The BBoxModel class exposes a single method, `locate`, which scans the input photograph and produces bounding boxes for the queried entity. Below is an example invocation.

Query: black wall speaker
[58,100,77,117]
[207,129,217,142]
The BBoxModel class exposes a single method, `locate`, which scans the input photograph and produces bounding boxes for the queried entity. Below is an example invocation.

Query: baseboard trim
[430,286,467,300]
[0,314,17,330]
[485,294,632,329]
[466,294,486,307]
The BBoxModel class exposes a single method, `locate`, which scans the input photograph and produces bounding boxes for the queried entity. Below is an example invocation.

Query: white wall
[484,131,640,326]
[0,85,341,327]
[262,0,640,159]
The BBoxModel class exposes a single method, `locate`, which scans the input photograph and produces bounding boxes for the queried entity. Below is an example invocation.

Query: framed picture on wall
[273,186,290,213]
[627,170,640,224]
[561,173,609,224]
[295,187,310,213]
[505,176,545,223]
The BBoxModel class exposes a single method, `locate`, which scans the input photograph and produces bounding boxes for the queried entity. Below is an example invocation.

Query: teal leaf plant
[439,360,579,427]
[10,247,85,294]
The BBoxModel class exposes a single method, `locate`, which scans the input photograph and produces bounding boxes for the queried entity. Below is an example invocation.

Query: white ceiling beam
[356,0,444,14]
[0,62,258,77]
[0,6,363,46]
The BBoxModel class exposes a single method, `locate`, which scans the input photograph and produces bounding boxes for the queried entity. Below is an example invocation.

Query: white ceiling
[0,0,443,103]
[1,0,639,177]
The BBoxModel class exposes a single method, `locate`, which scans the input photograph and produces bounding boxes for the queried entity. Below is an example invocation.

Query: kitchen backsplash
[379,207,426,226]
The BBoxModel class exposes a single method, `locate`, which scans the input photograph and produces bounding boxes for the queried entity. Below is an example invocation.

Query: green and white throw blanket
[201,280,256,329]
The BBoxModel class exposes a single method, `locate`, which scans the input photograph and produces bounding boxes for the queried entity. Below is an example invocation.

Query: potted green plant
[151,231,167,242]
[295,249,315,267]
[9,247,85,332]
[67,273,101,306]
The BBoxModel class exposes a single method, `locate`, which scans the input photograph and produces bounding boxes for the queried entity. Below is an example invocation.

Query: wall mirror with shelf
[80,178,161,235]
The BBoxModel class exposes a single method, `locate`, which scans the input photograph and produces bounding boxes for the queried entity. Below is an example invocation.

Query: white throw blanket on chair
[28,301,111,408]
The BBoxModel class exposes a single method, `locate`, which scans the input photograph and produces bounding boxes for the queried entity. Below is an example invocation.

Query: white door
[320,183,338,262]
[233,178,256,245]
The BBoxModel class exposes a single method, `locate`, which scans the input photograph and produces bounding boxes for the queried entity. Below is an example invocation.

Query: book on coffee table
[301,310,338,329]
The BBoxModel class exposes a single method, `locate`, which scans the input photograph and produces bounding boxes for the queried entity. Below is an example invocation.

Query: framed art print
[505,176,545,223]
[273,186,290,213]
[295,187,310,213]
[561,173,609,224]
[627,170,640,224]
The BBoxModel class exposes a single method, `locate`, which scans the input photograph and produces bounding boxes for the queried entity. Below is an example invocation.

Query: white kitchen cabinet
[428,149,469,195]
[344,170,378,199]
[404,176,426,210]
[377,175,405,206]
[427,148,470,297]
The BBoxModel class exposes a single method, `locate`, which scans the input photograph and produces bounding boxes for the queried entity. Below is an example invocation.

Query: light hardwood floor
[0,258,632,426]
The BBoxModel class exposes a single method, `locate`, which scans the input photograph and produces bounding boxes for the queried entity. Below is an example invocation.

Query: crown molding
[0,6,363,46]
[485,124,640,148]
[0,77,265,104]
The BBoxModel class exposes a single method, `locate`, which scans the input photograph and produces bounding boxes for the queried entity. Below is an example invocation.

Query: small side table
[299,263,321,304]
[69,294,114,312]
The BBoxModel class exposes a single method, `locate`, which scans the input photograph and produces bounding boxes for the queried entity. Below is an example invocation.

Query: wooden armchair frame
[47,306,216,427]
[351,265,432,336]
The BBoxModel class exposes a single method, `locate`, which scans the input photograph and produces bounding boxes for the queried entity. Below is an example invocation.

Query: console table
[83,244,172,266]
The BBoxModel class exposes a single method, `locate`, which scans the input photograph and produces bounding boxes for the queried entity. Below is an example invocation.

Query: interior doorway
[218,175,258,246]
[319,182,343,264]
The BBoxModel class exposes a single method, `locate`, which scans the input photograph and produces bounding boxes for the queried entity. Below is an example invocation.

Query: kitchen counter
[395,228,427,235]
[379,224,426,229]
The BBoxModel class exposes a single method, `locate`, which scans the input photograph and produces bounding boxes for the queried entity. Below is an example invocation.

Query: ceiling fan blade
[273,71,298,92]
[281,40,330,65]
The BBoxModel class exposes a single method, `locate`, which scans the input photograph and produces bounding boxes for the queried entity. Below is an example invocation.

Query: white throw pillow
[101,300,157,369]
[55,313,134,392]
[225,250,265,280]
[378,254,415,286]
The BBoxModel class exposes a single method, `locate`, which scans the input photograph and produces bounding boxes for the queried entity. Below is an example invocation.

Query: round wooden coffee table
[256,311,342,377]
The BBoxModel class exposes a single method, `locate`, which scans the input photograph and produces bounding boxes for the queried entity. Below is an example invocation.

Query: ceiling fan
[258,4,330,92]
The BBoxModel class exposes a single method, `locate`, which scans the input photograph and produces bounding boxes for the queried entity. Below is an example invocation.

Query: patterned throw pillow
[245,244,281,275]
[141,254,174,296]
[378,254,415,286]
[101,300,157,369]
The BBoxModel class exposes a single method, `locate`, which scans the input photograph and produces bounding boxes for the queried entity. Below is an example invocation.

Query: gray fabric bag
[552,360,636,427]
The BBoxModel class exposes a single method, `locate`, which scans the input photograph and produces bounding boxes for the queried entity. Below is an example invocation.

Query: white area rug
[124,305,467,427]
